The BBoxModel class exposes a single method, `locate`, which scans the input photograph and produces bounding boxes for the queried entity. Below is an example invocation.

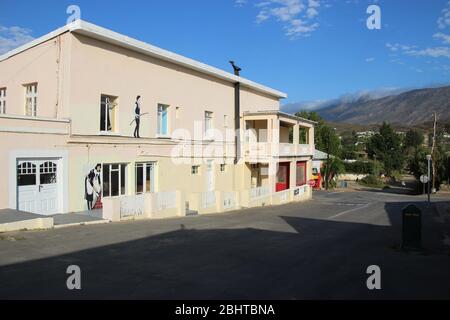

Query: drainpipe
[234,82,241,165]
[230,61,242,165]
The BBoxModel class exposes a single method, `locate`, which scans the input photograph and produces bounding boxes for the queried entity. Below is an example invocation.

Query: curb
[53,219,110,229]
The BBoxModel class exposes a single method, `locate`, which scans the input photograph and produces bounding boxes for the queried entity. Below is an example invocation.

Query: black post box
[402,204,422,249]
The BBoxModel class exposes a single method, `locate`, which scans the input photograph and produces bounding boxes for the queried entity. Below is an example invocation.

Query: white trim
[0,20,287,99]
[9,150,69,214]
[0,126,68,134]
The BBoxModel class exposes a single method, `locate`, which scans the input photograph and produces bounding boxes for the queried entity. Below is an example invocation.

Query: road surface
[0,190,449,299]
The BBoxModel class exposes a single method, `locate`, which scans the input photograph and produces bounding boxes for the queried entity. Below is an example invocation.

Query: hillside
[317,86,450,125]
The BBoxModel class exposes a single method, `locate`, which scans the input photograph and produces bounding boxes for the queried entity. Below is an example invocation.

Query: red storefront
[276,162,290,192]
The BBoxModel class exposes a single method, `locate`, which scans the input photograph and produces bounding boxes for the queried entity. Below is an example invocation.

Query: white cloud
[408,47,450,59]
[235,0,248,7]
[437,1,450,29]
[0,25,34,55]
[239,0,322,38]
[387,42,450,59]
[433,32,450,44]
[365,57,375,63]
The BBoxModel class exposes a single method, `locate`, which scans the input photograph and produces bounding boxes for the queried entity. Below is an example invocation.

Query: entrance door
[17,159,59,215]
[206,160,214,191]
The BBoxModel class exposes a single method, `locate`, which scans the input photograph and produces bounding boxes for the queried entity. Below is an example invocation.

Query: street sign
[402,204,422,250]
[420,175,429,183]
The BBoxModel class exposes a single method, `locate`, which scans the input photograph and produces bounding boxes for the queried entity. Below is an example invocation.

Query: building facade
[0,20,315,219]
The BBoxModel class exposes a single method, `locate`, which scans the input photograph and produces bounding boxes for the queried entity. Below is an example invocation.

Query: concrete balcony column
[309,125,315,154]
[271,117,280,144]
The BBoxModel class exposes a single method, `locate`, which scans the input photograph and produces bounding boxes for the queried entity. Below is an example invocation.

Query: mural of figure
[85,171,95,210]
[84,163,102,210]
[134,95,141,138]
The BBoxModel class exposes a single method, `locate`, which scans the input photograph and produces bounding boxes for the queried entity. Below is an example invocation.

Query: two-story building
[0,20,315,220]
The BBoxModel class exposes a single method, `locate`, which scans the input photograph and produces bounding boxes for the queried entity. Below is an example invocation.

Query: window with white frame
[102,163,127,197]
[135,162,156,194]
[157,104,169,136]
[191,165,200,175]
[205,111,213,139]
[100,94,118,132]
[24,83,37,116]
[0,88,5,114]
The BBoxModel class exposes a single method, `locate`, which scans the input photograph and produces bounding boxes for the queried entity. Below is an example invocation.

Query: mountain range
[282,86,450,126]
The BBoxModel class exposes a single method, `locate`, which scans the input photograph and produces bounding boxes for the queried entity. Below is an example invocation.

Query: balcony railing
[243,142,313,159]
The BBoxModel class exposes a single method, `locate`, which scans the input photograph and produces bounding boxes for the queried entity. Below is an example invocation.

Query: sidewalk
[0,208,108,232]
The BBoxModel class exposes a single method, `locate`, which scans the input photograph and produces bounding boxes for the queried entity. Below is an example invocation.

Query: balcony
[242,111,315,161]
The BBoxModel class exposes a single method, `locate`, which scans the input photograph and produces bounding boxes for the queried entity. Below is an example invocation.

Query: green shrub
[360,174,384,188]
[344,161,374,174]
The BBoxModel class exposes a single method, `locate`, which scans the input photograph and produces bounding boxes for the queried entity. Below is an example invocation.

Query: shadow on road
[0,201,449,300]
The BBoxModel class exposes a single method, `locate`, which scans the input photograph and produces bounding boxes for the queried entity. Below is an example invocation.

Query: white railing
[245,142,271,158]
[157,191,177,211]
[202,191,216,208]
[244,142,311,158]
[297,144,311,155]
[223,192,236,209]
[250,186,271,199]
[278,143,295,156]
[120,194,145,219]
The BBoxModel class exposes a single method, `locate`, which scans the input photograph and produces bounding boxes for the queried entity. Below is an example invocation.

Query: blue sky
[0,0,449,105]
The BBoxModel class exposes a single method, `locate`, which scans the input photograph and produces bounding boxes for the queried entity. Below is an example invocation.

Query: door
[17,159,59,215]
[206,160,214,191]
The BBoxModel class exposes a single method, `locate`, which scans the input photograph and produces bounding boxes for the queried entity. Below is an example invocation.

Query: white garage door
[17,159,60,215]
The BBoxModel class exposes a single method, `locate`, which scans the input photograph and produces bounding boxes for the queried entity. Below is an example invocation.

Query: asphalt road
[0,190,449,299]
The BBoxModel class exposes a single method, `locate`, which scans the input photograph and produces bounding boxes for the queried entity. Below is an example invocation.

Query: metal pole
[427,158,431,204]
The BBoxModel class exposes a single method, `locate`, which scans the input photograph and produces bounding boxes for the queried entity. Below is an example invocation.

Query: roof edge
[0,20,287,99]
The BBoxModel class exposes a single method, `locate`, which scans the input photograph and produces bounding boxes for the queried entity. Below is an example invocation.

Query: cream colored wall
[69,35,232,139]
[0,30,292,213]
[280,126,291,143]
[240,86,279,113]
[0,130,68,209]
[0,32,72,119]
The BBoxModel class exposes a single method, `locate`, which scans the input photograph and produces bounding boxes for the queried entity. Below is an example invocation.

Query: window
[296,161,307,186]
[157,104,169,136]
[0,88,6,114]
[102,163,127,197]
[205,111,213,139]
[191,165,199,175]
[220,164,226,172]
[135,162,155,194]
[175,106,180,119]
[25,83,37,116]
[100,95,117,132]
[39,161,57,185]
[17,162,36,186]
[223,115,228,127]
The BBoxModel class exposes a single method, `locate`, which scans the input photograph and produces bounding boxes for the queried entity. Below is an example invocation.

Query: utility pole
[325,129,331,190]
[431,113,437,193]
[426,155,431,204]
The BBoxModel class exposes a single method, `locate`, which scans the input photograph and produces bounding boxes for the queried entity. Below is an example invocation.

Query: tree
[366,122,404,176]
[295,111,342,189]
[322,157,345,188]
[404,129,424,149]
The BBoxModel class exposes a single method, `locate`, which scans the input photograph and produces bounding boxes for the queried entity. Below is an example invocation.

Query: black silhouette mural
[133,95,141,138]
[84,163,102,210]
